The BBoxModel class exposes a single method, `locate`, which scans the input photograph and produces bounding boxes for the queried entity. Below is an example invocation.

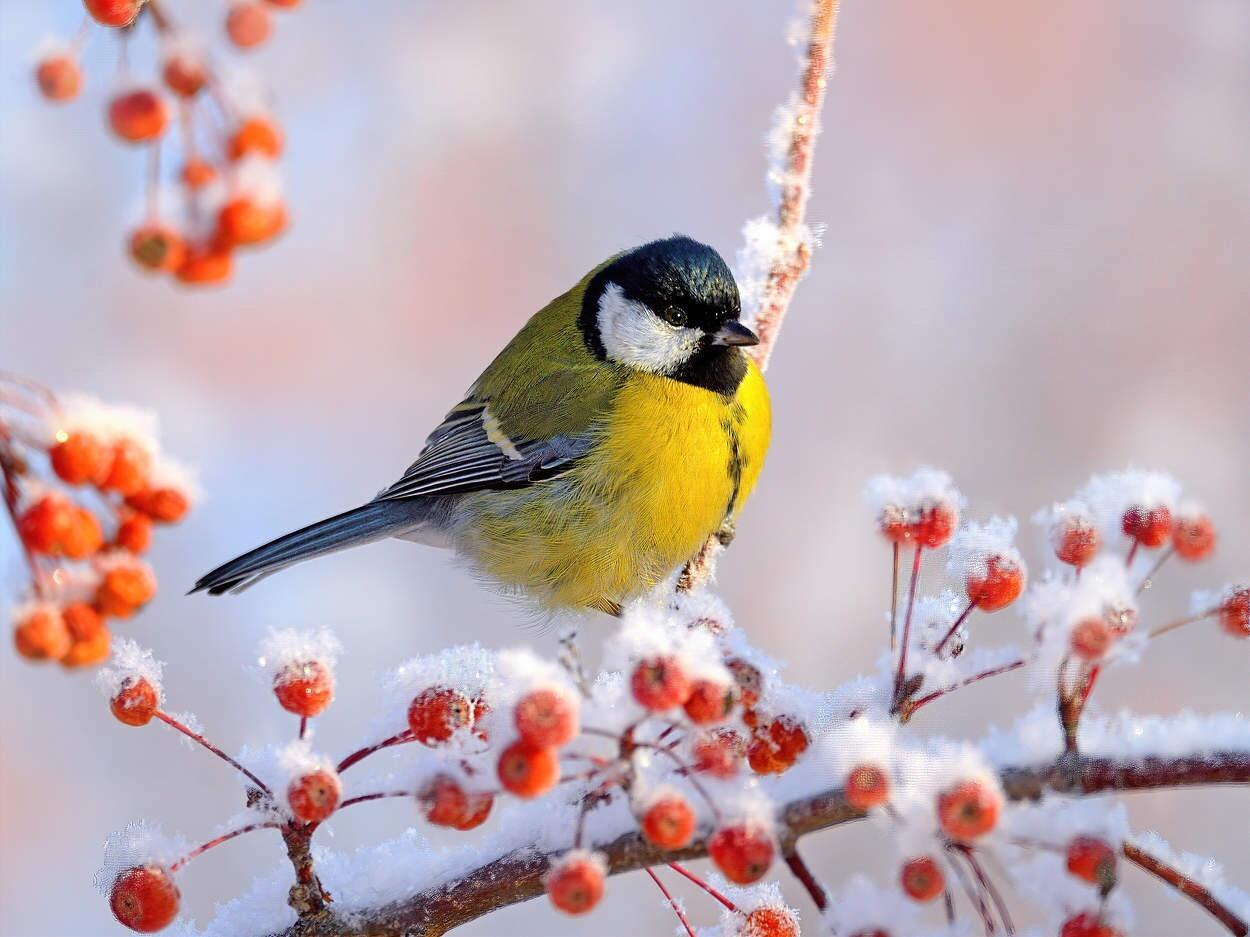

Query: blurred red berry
[101,439,151,496]
[900,855,945,902]
[725,656,763,710]
[180,158,218,189]
[937,779,1000,841]
[630,655,692,711]
[265,0,301,7]
[18,494,71,554]
[747,714,809,775]
[514,687,578,748]
[708,822,774,884]
[737,906,799,937]
[85,0,144,28]
[228,116,284,161]
[273,660,334,717]
[61,622,111,668]
[910,503,957,548]
[544,853,604,915]
[35,55,82,102]
[226,2,272,48]
[108,89,169,143]
[1066,836,1117,889]
[109,865,180,933]
[845,763,890,811]
[966,554,1025,612]
[287,768,341,823]
[1070,617,1113,660]
[116,511,154,554]
[63,602,104,643]
[497,741,558,798]
[175,244,233,286]
[692,727,745,779]
[217,198,287,247]
[60,506,104,559]
[112,676,160,727]
[1220,587,1249,638]
[1060,912,1122,937]
[126,487,190,523]
[1172,513,1215,561]
[96,563,157,618]
[683,677,735,725]
[13,607,71,661]
[639,792,695,850]
[50,431,109,485]
[161,55,205,98]
[129,224,186,273]
[407,686,474,744]
[1121,504,1173,548]
[1054,515,1099,568]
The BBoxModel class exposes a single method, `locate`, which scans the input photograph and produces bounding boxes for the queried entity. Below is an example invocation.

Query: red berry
[630,655,692,711]
[910,502,958,548]
[180,158,217,189]
[109,865,180,933]
[101,439,151,496]
[273,660,334,717]
[50,432,110,485]
[1121,504,1173,548]
[112,676,159,727]
[287,768,341,823]
[900,856,944,902]
[514,687,579,748]
[61,621,111,668]
[1053,515,1100,568]
[108,89,169,143]
[639,792,695,850]
[266,0,301,6]
[1066,836,1117,889]
[63,602,104,644]
[96,563,157,618]
[60,506,104,559]
[937,780,1000,841]
[162,54,205,98]
[692,727,746,779]
[1171,512,1215,561]
[226,2,272,48]
[725,657,763,710]
[682,678,735,725]
[1219,587,1249,638]
[845,763,890,811]
[747,715,809,775]
[85,0,144,28]
[544,852,604,915]
[1060,912,1123,937]
[229,116,284,160]
[36,55,83,101]
[13,607,71,661]
[497,741,559,798]
[737,905,800,937]
[116,512,154,554]
[175,244,233,286]
[129,225,187,274]
[708,822,774,884]
[217,197,287,248]
[18,494,71,554]
[127,486,191,523]
[418,774,493,830]
[1070,617,1113,660]
[966,554,1025,612]
[407,686,474,743]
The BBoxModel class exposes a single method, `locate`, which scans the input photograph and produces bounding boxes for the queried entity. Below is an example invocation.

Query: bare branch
[1123,840,1249,937]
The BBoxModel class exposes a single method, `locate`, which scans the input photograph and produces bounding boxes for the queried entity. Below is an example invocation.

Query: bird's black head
[579,235,757,395]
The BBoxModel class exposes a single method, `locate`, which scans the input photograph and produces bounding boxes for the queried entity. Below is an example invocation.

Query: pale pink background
[2,1,1248,935]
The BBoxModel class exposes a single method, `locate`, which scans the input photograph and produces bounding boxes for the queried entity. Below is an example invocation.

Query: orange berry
[909,503,958,548]
[1054,515,1099,568]
[640,792,695,850]
[1219,587,1249,638]
[845,763,890,811]
[129,224,186,273]
[630,655,692,711]
[1066,836,1117,889]
[175,244,233,286]
[1060,912,1123,937]
[708,822,774,884]
[18,494,71,554]
[287,768,341,823]
[514,687,578,748]
[737,906,799,937]
[101,439,151,496]
[96,563,157,618]
[496,741,559,798]
[217,197,286,247]
[683,678,735,725]
[225,2,272,48]
[937,780,1000,841]
[85,0,143,27]
[35,55,82,102]
[63,602,104,641]
[1070,616,1113,660]
[545,853,605,916]
[108,89,169,143]
[109,865,180,933]
[417,774,493,830]
[50,432,110,485]
[180,158,218,189]
[126,487,190,523]
[161,55,205,98]
[407,686,474,743]
[228,116,283,160]
[900,856,944,902]
[112,676,160,727]
[1172,513,1215,561]
[273,660,334,717]
[61,506,104,559]
[61,623,111,667]
[1121,504,1173,548]
[13,607,71,661]
[692,727,745,779]
[265,0,301,7]
[454,788,494,831]
[115,512,154,554]
[966,554,1025,612]
[748,715,809,775]
[725,657,763,710]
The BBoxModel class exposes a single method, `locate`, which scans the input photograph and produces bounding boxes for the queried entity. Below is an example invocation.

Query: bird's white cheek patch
[596,282,702,375]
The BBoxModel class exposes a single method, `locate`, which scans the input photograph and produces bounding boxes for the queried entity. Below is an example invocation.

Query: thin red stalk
[783,845,830,913]
[1124,540,1140,570]
[1149,610,1214,640]
[902,657,1027,718]
[154,710,272,795]
[945,844,997,935]
[338,791,415,811]
[890,542,900,650]
[1136,546,1174,595]
[646,867,697,937]
[633,741,723,822]
[935,598,977,657]
[893,545,923,695]
[667,862,739,913]
[1077,664,1102,709]
[958,845,1015,935]
[168,822,280,873]
[337,729,415,773]
[0,428,46,598]
[1123,841,1248,937]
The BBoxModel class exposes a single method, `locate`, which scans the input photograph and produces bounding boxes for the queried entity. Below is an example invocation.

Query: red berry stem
[168,821,280,873]
[632,741,723,821]
[1124,539,1140,570]
[893,546,924,702]
[1122,841,1248,937]
[952,844,1014,935]
[1077,664,1102,710]
[890,541,900,650]
[901,657,1028,720]
[154,710,273,795]
[943,843,997,935]
[336,728,415,774]
[1148,609,1216,640]
[1135,546,1175,596]
[338,790,417,811]
[934,598,977,657]
[645,867,697,937]
[666,862,739,913]
[782,843,829,913]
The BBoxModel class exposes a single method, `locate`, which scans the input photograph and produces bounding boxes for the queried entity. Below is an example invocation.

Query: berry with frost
[50,432,109,485]
[900,856,944,902]
[1060,912,1123,937]
[1219,587,1249,638]
[96,562,157,618]
[101,439,151,496]
[708,822,775,884]
[1070,617,1113,660]
[287,768,341,823]
[496,741,558,798]
[273,660,334,717]
[544,851,605,915]
[13,607,71,661]
[692,727,745,778]
[111,677,160,727]
[630,655,692,711]
[845,763,890,811]
[107,89,169,144]
[966,555,1025,611]
[1052,514,1099,568]
[747,714,809,774]
[683,677,735,725]
[737,905,799,937]
[639,791,695,850]
[937,779,1000,841]
[513,687,578,748]
[1066,836,1117,890]
[109,865,180,933]
[18,494,70,554]
[1121,504,1173,548]
[418,775,493,831]
[1172,511,1215,561]
[407,686,474,744]
[726,657,763,710]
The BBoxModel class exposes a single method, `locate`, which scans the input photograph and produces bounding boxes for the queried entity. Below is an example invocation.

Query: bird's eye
[661,306,688,327]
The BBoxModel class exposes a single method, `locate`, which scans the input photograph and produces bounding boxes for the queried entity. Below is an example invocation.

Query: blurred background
[2,0,1248,934]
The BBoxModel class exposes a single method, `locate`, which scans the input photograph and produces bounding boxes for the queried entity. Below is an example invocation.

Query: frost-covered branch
[1122,840,1248,937]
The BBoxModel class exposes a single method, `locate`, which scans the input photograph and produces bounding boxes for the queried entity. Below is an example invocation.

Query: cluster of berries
[32,0,297,287]
[3,379,193,669]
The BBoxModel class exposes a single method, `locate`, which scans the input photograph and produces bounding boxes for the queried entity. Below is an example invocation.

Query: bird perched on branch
[194,236,771,614]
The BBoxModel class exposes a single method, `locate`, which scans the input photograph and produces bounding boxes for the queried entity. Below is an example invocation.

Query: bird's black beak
[711,321,760,347]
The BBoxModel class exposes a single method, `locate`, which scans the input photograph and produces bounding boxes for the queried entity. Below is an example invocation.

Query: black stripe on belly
[722,402,747,520]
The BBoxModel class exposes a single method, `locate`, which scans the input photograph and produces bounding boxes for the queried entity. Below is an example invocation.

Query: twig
[667,862,739,913]
[935,598,977,657]
[893,545,923,700]
[168,822,280,873]
[899,657,1027,721]
[1149,609,1214,640]
[154,710,272,796]
[336,729,415,774]
[1122,841,1249,937]
[890,541,900,649]
[645,867,697,937]
[783,843,830,913]
[1136,547,1174,595]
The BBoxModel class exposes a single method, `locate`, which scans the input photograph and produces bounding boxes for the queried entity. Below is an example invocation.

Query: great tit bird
[194,235,771,614]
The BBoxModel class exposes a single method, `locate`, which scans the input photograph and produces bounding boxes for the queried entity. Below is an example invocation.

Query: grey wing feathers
[374,401,591,502]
